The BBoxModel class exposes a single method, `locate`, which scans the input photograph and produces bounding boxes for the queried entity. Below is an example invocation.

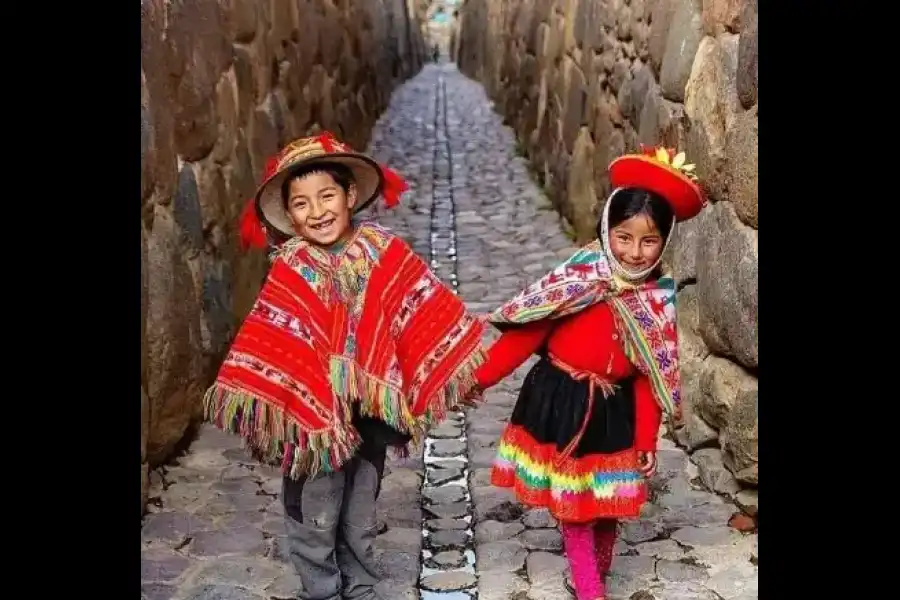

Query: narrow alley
[140,64,758,600]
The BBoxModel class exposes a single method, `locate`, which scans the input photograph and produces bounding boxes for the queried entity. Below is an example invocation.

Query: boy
[207,133,485,600]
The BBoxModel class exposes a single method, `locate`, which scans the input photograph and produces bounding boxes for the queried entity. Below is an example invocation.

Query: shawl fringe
[203,385,361,478]
[205,348,485,479]
[328,350,487,458]
[413,349,486,435]
[330,357,416,435]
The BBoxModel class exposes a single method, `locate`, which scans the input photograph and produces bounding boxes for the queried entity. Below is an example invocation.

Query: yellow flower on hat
[643,145,698,182]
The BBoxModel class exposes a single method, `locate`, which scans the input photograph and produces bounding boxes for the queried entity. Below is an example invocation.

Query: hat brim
[608,155,705,222]
[255,153,385,238]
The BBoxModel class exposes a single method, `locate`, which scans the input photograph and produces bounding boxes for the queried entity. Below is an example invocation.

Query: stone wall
[457,0,757,509]
[140,0,427,512]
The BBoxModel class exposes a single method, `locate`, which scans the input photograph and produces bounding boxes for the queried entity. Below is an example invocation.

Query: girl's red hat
[608,145,706,222]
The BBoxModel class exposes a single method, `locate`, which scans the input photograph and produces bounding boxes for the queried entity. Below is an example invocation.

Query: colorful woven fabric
[489,239,680,417]
[205,222,485,479]
[492,424,647,523]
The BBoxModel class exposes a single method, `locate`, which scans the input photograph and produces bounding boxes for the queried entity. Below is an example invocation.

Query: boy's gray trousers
[282,435,388,600]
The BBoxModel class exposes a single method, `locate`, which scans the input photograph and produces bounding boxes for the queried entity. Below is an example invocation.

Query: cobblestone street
[141,64,758,600]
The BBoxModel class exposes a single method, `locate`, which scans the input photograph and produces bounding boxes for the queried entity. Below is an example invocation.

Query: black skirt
[510,356,636,458]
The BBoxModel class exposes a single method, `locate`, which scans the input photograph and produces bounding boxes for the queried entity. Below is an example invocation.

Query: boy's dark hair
[280,162,356,210]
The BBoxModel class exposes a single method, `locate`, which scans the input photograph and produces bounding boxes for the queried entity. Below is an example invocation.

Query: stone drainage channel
[418,76,479,600]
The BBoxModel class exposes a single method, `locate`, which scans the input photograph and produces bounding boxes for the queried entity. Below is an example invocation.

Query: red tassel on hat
[317,131,338,153]
[263,154,280,179]
[380,164,407,208]
[238,198,268,251]
[238,153,282,251]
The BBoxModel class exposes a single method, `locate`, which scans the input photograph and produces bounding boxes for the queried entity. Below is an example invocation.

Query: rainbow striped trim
[494,440,643,500]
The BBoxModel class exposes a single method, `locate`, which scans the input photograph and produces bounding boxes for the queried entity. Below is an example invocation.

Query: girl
[472,147,706,600]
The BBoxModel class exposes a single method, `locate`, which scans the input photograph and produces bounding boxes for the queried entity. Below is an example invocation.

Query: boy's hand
[451,385,483,410]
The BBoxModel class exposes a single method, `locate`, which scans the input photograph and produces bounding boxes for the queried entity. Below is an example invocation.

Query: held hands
[637,451,657,478]
[451,385,484,410]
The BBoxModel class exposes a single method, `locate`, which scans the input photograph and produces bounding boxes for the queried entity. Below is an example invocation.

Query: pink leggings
[561,519,617,600]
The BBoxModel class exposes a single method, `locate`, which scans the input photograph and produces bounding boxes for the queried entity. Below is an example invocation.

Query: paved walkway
[141,64,758,600]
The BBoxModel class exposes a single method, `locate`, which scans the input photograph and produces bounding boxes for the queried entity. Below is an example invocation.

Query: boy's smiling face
[285,170,358,247]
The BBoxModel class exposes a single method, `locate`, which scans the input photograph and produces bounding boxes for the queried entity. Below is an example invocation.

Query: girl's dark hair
[598,187,675,241]
[280,162,355,209]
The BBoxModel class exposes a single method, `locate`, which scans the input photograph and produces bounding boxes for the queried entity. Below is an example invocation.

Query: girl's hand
[452,386,483,410]
[637,451,657,478]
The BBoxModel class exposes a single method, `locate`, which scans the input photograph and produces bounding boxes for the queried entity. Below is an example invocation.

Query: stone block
[618,63,657,128]
[232,45,257,127]
[167,0,232,161]
[691,447,740,494]
[684,34,740,202]
[676,284,708,364]
[561,57,586,150]
[668,202,711,284]
[737,0,758,108]
[701,0,747,36]
[649,0,679,76]
[721,387,758,484]
[638,86,687,148]
[696,202,758,369]
[677,371,720,451]
[724,106,758,229]
[697,355,757,431]
[211,69,239,164]
[172,163,205,255]
[194,157,229,232]
[270,0,300,54]
[145,204,204,464]
[660,0,704,102]
[222,0,258,43]
[567,127,598,241]
[249,103,280,183]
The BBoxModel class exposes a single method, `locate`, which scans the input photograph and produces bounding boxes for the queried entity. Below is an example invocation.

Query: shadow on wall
[140,0,428,514]
[456,0,758,514]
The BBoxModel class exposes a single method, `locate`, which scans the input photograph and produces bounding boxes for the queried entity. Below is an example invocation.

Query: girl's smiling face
[608,212,664,274]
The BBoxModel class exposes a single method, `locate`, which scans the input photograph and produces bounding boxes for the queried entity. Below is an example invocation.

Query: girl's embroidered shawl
[205,223,485,478]
[488,239,680,418]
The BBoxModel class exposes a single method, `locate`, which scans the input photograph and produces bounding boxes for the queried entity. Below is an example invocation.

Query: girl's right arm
[475,320,554,389]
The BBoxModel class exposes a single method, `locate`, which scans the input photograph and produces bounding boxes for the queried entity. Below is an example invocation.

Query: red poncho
[204,223,485,478]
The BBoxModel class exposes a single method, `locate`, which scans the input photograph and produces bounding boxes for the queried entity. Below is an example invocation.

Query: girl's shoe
[565,576,604,600]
